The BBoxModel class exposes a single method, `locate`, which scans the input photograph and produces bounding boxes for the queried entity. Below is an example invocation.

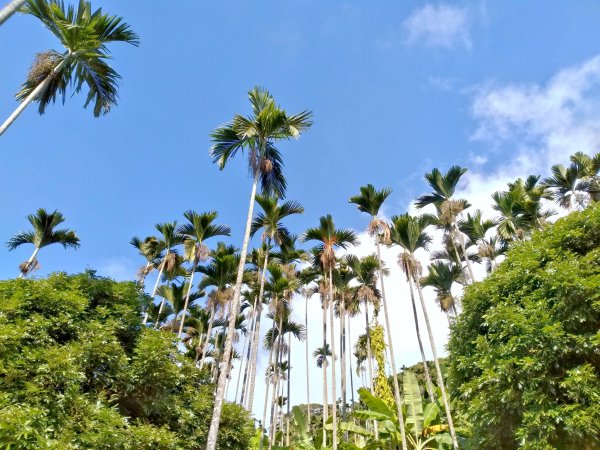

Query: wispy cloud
[403,3,472,49]
[471,55,600,163]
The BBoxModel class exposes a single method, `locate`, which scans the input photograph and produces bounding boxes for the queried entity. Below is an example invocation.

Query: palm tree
[206,87,312,450]
[571,151,600,202]
[7,208,80,277]
[390,213,437,401]
[421,261,463,317]
[493,176,554,241]
[314,342,333,445]
[459,210,502,273]
[346,254,381,394]
[147,222,183,326]
[196,243,240,369]
[246,195,304,411]
[155,281,202,332]
[543,162,591,211]
[0,0,26,26]
[303,214,358,450]
[416,166,475,285]
[298,268,319,431]
[349,184,408,450]
[130,236,163,287]
[0,0,139,136]
[176,211,230,338]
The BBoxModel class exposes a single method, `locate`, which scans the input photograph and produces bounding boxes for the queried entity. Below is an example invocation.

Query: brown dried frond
[357,285,378,304]
[398,252,422,280]
[196,242,210,262]
[19,258,40,276]
[163,252,178,272]
[27,51,61,85]
[260,157,273,173]
[438,292,455,313]
[368,219,391,244]
[439,199,466,224]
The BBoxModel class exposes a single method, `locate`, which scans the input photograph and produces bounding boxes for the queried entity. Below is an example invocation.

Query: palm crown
[209,87,313,198]
[18,0,139,116]
[250,194,304,245]
[302,214,358,271]
[7,208,80,277]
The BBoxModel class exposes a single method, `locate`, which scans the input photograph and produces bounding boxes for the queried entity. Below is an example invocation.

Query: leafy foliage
[0,272,253,449]
[448,204,600,449]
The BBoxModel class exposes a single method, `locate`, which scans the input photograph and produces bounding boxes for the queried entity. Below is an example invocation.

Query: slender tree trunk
[240,294,259,406]
[407,273,436,401]
[234,325,250,402]
[364,302,378,440]
[340,293,348,442]
[246,246,270,411]
[18,246,40,279]
[259,309,277,450]
[415,277,460,450]
[322,302,328,447]
[286,334,291,447]
[269,327,283,450]
[0,53,72,136]
[305,296,311,431]
[347,313,355,413]
[206,170,260,450]
[144,253,167,325]
[455,224,475,283]
[328,267,338,450]
[178,260,198,338]
[364,304,374,391]
[0,0,26,27]
[375,238,408,450]
[199,303,216,369]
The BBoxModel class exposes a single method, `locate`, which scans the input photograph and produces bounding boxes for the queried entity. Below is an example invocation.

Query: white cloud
[471,55,600,165]
[403,3,472,49]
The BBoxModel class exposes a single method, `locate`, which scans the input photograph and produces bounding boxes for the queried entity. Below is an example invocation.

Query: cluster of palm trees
[5,74,600,450]
[0,0,138,136]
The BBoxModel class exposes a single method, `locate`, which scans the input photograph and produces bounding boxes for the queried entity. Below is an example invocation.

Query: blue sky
[2,1,600,278]
[2,0,600,413]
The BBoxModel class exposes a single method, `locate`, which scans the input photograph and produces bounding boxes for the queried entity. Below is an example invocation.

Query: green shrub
[448,205,600,449]
[0,272,253,449]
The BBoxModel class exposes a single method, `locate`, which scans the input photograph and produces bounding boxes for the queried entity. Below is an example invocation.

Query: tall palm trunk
[206,171,259,450]
[347,313,355,412]
[0,0,26,26]
[340,293,348,442]
[234,325,250,402]
[144,252,168,325]
[269,319,284,449]
[259,308,278,450]
[375,239,408,450]
[239,294,259,405]
[455,224,475,283]
[286,333,291,447]
[178,261,198,338]
[305,296,311,431]
[328,267,338,450]
[414,275,459,450]
[364,303,374,391]
[18,246,40,279]
[0,53,73,136]
[199,303,216,369]
[406,273,435,401]
[322,302,328,447]
[246,246,270,411]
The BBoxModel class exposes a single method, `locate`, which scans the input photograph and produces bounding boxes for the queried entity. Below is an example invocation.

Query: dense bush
[448,205,600,449]
[0,272,253,449]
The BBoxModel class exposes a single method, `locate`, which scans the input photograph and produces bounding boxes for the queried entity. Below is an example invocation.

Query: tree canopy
[0,272,253,449]
[448,204,600,449]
